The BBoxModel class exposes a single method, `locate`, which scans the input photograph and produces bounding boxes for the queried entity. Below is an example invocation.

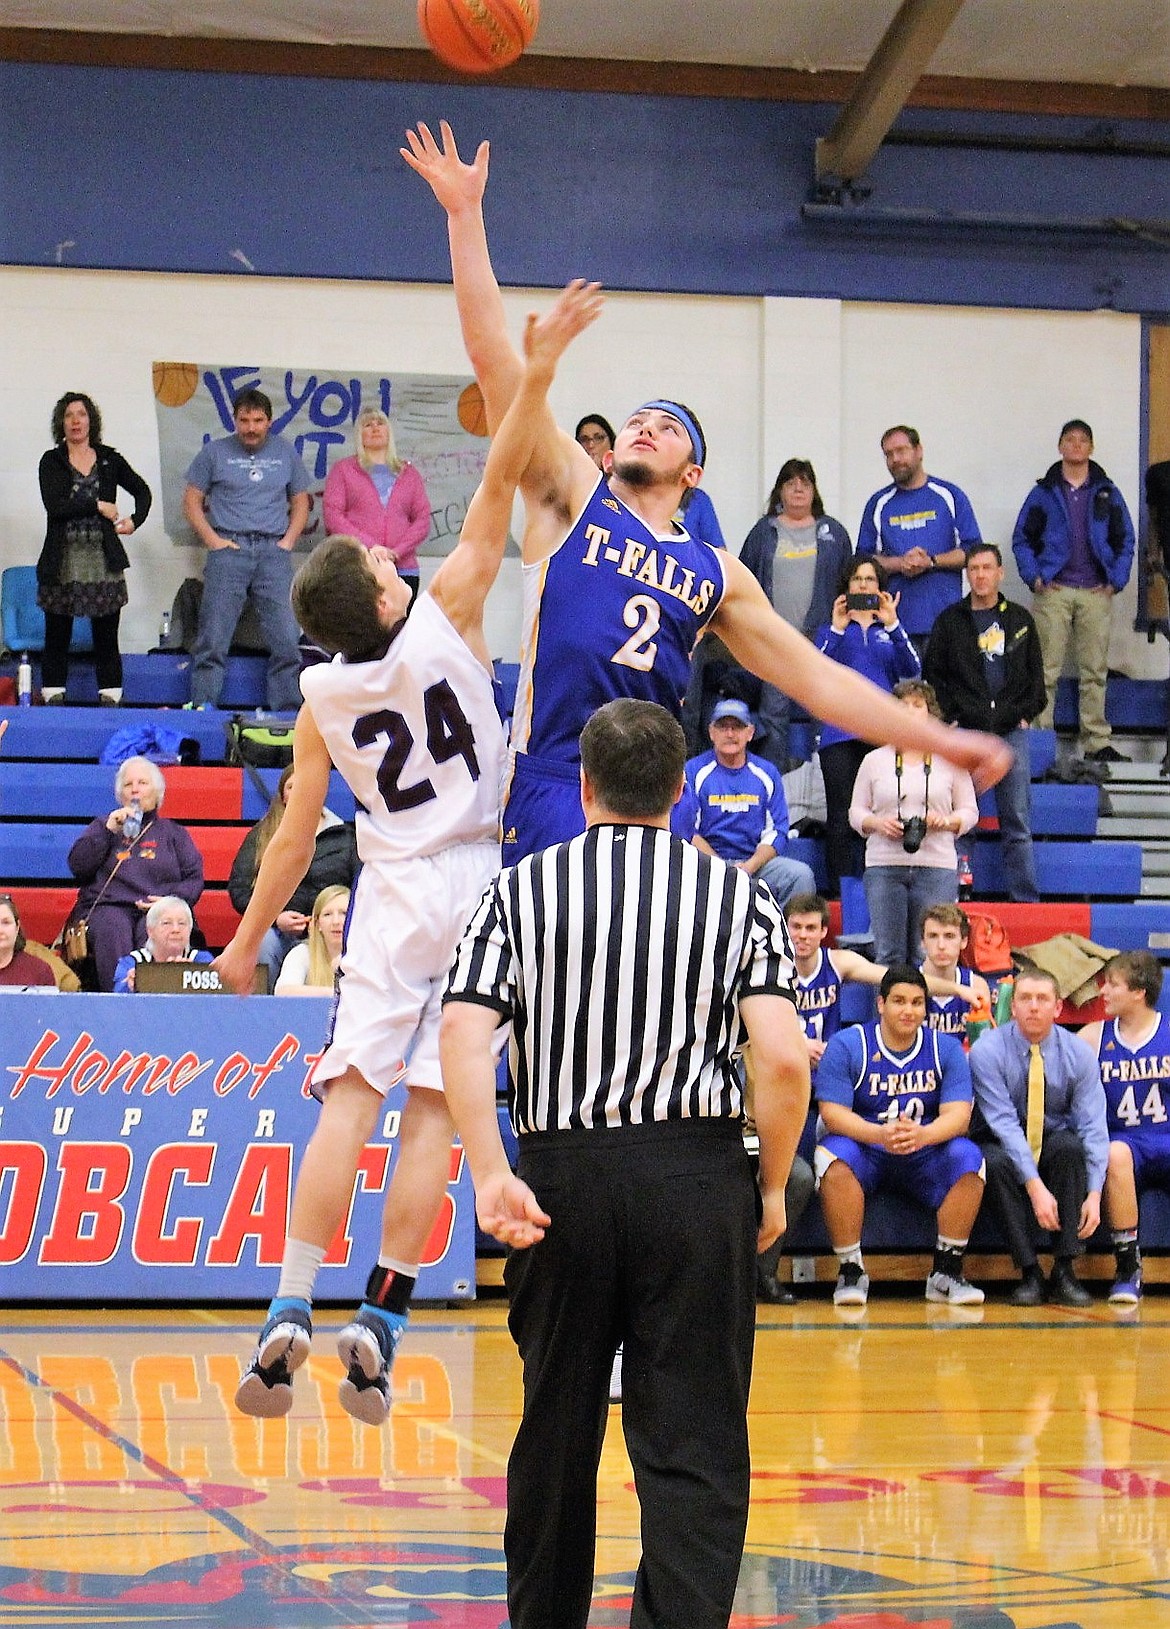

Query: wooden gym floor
[0,1293,1166,1628]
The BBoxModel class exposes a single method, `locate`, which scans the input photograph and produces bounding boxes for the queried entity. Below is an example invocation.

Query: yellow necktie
[1026,1043,1045,1161]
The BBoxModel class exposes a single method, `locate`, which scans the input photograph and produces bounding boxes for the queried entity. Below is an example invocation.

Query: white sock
[379,1254,420,1277]
[834,1243,864,1268]
[99,688,122,703]
[41,686,65,701]
[276,1239,327,1303]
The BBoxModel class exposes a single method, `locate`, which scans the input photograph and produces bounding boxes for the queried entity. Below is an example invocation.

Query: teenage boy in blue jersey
[1081,951,1170,1306]
[402,122,1011,863]
[815,964,986,1308]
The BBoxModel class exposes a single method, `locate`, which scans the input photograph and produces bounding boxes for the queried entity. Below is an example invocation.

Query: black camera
[846,592,881,611]
[901,815,927,854]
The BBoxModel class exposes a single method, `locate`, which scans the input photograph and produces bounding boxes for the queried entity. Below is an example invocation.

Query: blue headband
[634,400,706,469]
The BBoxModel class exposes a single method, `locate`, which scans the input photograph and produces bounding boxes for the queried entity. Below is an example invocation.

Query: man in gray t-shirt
[183,387,312,712]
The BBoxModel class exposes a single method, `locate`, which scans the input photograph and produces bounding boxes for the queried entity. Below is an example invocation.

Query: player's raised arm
[401,120,520,432]
[714,555,1013,792]
[402,121,597,556]
[431,279,604,656]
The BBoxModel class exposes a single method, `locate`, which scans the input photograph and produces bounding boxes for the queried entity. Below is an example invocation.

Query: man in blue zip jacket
[1012,420,1135,768]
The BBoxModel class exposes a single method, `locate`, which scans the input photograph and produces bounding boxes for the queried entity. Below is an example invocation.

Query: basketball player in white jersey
[216,278,604,1425]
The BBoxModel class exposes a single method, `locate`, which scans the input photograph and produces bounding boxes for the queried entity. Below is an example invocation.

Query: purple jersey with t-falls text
[795,949,843,1046]
[1095,1013,1170,1139]
[510,473,726,764]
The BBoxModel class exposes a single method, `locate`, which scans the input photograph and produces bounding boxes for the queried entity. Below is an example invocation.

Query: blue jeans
[192,533,302,711]
[863,863,958,968]
[757,854,817,910]
[994,727,1039,902]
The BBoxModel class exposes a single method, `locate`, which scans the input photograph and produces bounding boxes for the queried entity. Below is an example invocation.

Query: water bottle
[16,654,32,707]
[957,846,974,901]
[123,797,142,841]
[993,975,1015,1026]
[964,995,994,1049]
[159,609,171,645]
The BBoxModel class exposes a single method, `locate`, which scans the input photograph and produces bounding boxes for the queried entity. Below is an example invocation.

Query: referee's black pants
[503,1117,758,1629]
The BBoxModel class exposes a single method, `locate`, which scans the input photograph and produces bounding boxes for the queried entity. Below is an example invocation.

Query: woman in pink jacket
[323,408,431,604]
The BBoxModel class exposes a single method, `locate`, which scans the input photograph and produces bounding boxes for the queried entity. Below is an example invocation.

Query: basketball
[457,381,490,437]
[152,361,200,407]
[417,0,538,75]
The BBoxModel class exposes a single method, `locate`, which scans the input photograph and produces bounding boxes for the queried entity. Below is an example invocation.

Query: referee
[440,698,808,1629]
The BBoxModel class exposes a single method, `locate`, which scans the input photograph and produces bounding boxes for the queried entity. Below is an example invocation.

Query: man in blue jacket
[1012,420,1135,767]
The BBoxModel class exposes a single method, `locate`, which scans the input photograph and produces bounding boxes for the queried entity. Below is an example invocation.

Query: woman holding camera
[849,679,979,967]
[814,556,920,893]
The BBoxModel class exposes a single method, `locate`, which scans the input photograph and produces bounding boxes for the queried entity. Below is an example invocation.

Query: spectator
[1012,419,1136,768]
[681,697,815,910]
[925,543,1044,902]
[849,679,979,968]
[228,763,358,992]
[0,894,57,988]
[36,391,152,706]
[573,413,615,470]
[183,387,311,712]
[113,895,213,992]
[739,458,853,769]
[857,425,981,653]
[815,557,921,893]
[1080,951,1170,1306]
[274,885,350,995]
[920,903,990,1039]
[969,969,1108,1306]
[65,756,203,992]
[322,407,431,607]
[815,963,986,1308]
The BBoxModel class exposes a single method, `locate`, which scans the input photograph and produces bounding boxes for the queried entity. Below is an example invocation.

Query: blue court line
[0,1344,395,1627]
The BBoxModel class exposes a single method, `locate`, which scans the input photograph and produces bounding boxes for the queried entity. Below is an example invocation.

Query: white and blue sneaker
[1109,1270,1143,1307]
[337,1307,406,1426]
[235,1300,313,1418]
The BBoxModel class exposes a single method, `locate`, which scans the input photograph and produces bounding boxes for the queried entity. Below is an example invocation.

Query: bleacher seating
[1,564,92,656]
[4,670,1170,1288]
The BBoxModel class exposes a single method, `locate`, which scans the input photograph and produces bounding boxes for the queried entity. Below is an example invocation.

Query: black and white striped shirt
[444,823,797,1133]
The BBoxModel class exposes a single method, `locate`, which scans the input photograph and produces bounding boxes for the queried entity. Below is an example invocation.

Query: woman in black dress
[36,391,152,705]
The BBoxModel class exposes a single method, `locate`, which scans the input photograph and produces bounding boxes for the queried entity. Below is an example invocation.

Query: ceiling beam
[816,0,969,186]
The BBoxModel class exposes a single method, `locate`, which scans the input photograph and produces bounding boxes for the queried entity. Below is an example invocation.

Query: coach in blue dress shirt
[969,968,1108,1307]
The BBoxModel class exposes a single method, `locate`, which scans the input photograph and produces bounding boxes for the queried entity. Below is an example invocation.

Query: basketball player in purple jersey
[402,121,1011,861]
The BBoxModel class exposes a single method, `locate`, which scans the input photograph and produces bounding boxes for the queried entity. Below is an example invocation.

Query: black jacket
[37,443,152,587]
[924,593,1045,737]
[228,817,359,917]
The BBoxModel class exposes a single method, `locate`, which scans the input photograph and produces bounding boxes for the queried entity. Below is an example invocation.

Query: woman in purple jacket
[322,409,431,605]
[814,556,921,894]
[66,756,204,991]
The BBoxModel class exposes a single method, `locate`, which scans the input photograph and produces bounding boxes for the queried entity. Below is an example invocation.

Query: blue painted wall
[5,61,1170,310]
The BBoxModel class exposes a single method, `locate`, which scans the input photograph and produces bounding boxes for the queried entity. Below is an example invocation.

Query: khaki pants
[1031,583,1114,752]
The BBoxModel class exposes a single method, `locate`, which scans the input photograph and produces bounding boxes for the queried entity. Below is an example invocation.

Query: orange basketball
[457,381,490,437]
[418,0,538,75]
[152,361,200,408]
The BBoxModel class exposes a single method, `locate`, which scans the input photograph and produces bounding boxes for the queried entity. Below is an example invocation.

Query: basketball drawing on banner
[152,361,494,556]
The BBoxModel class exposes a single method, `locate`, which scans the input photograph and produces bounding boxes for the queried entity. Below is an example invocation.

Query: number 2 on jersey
[612,594,661,671]
[353,679,480,815]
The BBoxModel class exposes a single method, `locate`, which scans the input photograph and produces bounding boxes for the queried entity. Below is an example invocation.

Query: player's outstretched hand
[946,727,1013,792]
[212,938,259,996]
[476,1173,551,1250]
[522,280,604,374]
[401,120,489,214]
